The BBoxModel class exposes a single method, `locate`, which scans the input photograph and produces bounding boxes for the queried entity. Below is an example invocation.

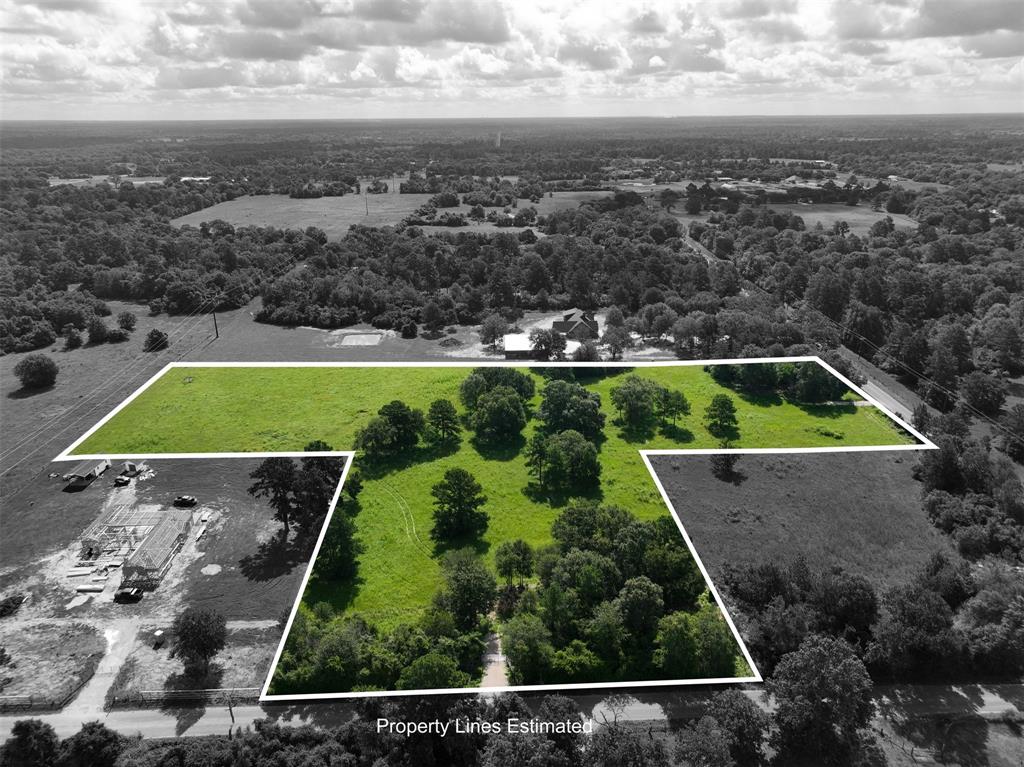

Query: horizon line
[2,110,1023,125]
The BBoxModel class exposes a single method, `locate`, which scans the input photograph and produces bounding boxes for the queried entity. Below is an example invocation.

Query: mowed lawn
[72,363,916,628]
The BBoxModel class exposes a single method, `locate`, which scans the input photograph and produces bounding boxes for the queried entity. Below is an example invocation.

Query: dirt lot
[170,190,605,240]
[106,626,280,706]
[0,621,104,706]
[0,456,309,710]
[651,450,955,590]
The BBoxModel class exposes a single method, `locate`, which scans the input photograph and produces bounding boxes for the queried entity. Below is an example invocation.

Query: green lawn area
[73,363,915,637]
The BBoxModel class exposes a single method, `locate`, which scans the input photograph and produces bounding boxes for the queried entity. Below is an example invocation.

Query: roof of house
[69,458,109,477]
[503,333,532,352]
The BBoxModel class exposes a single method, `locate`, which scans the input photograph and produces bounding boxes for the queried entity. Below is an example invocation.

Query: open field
[68,363,917,640]
[650,451,954,590]
[759,203,917,234]
[0,621,105,706]
[71,364,915,457]
[106,626,279,707]
[170,191,605,240]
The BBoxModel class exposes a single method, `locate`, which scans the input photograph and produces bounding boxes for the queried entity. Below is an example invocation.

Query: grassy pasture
[170,191,604,240]
[72,363,916,634]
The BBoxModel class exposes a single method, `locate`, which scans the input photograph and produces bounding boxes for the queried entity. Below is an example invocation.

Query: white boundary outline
[52,357,935,702]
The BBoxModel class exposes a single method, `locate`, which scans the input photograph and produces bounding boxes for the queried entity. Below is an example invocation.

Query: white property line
[53,357,936,702]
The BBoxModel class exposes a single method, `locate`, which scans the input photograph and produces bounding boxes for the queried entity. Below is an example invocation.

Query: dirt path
[61,618,140,719]
[480,630,509,688]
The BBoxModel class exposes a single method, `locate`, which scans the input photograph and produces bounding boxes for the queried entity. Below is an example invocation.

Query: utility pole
[365,192,369,216]
[212,310,219,339]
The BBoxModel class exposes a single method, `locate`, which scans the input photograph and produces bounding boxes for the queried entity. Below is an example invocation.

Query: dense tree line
[499,501,738,686]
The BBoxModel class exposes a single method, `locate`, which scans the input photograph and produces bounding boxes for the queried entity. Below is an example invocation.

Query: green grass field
[73,363,915,635]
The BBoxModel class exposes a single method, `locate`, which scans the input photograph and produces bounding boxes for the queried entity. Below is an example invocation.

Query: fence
[107,686,261,709]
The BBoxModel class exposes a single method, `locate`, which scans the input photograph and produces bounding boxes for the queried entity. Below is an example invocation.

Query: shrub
[116,311,137,331]
[13,354,59,389]
[143,328,168,351]
[87,317,109,344]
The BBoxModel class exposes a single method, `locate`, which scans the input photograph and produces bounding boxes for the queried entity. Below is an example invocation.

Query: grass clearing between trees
[68,361,918,689]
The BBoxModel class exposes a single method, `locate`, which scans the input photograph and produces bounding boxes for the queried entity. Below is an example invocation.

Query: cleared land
[650,451,953,590]
[170,191,604,240]
[70,363,917,639]
[0,621,105,706]
[750,203,916,234]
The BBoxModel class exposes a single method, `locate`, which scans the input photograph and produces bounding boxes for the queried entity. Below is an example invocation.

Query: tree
[572,340,600,362]
[495,539,534,586]
[248,457,296,538]
[356,401,424,458]
[421,301,445,332]
[705,689,769,766]
[58,721,123,767]
[710,450,739,481]
[538,380,605,441]
[377,400,425,450]
[539,430,601,492]
[13,354,58,389]
[768,635,874,758]
[960,371,1007,417]
[460,367,535,409]
[657,388,690,424]
[431,468,488,542]
[427,398,460,444]
[171,607,227,675]
[471,385,527,443]
[143,328,168,351]
[317,510,361,579]
[674,716,735,767]
[614,576,664,644]
[610,375,661,428]
[503,613,553,684]
[529,328,566,361]
[116,311,137,332]
[1001,404,1024,462]
[440,548,497,629]
[480,313,508,347]
[685,195,703,215]
[396,652,470,690]
[87,317,109,344]
[601,326,633,360]
[0,719,60,767]
[705,394,738,437]
[62,325,82,350]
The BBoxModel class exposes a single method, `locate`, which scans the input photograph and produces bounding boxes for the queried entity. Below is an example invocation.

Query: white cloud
[0,0,1020,118]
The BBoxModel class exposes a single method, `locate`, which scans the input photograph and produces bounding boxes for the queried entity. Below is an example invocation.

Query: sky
[1,0,1022,120]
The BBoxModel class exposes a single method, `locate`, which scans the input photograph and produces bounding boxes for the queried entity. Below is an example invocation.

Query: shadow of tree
[358,440,462,480]
[522,481,603,508]
[471,433,526,462]
[735,388,784,407]
[432,532,490,558]
[658,423,694,444]
[794,401,856,420]
[6,384,55,400]
[706,423,740,442]
[615,419,658,444]
[239,535,309,582]
[161,662,224,736]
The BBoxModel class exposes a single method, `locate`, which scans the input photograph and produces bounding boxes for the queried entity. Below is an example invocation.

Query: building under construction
[77,502,192,589]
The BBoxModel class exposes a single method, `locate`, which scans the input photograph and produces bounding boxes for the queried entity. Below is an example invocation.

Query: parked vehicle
[114,587,143,603]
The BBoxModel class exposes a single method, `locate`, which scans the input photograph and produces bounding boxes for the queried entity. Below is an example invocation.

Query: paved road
[480,631,509,688]
[683,235,718,265]
[6,682,1021,740]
